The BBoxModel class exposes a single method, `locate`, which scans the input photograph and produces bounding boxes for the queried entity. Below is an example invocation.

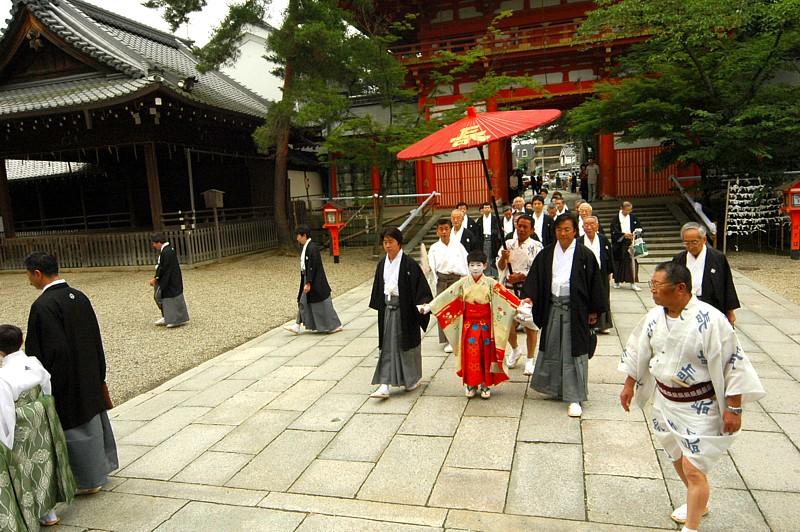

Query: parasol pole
[477,147,514,278]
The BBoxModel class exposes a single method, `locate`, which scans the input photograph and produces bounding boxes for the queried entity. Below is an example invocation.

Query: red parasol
[397,106,561,264]
[397,106,561,161]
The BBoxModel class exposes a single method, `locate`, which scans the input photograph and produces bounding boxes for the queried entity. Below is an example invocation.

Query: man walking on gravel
[150,233,189,328]
[24,251,118,494]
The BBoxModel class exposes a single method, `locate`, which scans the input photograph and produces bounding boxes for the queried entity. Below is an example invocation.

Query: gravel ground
[727,251,800,306]
[1,247,378,404]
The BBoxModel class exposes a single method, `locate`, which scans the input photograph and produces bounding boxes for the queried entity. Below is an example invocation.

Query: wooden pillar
[0,159,15,238]
[598,133,616,199]
[144,143,164,230]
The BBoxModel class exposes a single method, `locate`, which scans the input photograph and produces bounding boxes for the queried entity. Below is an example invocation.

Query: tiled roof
[5,159,92,180]
[0,74,151,116]
[0,0,269,118]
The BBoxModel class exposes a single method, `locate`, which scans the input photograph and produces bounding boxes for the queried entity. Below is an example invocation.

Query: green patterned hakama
[0,386,76,531]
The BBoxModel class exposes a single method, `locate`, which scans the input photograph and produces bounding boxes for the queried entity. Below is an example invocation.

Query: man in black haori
[610,200,644,291]
[285,224,343,334]
[369,227,432,398]
[150,232,190,328]
[24,251,118,494]
[579,215,614,333]
[672,222,740,327]
[522,215,607,418]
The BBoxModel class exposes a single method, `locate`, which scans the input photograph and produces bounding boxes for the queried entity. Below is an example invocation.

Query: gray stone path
[55,264,800,531]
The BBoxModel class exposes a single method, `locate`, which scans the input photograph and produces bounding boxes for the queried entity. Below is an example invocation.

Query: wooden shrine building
[0,0,295,268]
[343,1,697,207]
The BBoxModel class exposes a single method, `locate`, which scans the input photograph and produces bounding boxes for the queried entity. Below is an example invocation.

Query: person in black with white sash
[23,251,118,494]
[150,233,189,328]
[369,227,432,399]
[285,225,343,334]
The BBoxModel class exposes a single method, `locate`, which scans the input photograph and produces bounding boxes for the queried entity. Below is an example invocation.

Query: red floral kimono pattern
[459,302,508,387]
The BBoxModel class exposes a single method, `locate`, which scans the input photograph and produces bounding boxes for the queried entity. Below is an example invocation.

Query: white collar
[160,242,170,250]
[41,279,66,293]
[688,245,707,264]
[387,249,403,264]
[556,238,577,255]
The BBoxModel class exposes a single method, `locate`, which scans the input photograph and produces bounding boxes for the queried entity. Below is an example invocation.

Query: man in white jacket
[619,263,765,532]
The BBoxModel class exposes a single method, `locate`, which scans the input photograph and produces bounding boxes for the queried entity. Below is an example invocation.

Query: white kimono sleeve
[0,377,15,450]
[711,319,766,404]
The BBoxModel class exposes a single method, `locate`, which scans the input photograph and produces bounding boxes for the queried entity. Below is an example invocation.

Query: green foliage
[141,0,208,31]
[569,0,800,190]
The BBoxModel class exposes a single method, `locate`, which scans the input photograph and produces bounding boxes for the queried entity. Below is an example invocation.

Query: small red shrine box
[321,202,346,263]
[782,180,800,260]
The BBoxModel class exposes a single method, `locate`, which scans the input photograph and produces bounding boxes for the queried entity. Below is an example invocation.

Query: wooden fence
[0,218,278,270]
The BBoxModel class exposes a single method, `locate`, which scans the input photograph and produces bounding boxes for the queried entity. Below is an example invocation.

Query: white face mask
[468,263,485,276]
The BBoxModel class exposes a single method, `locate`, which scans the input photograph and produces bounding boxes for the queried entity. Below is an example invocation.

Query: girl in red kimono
[424,250,521,399]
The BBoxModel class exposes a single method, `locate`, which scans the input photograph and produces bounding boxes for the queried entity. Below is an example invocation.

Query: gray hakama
[298,293,342,332]
[371,295,422,388]
[155,287,190,325]
[530,296,589,402]
[63,410,118,489]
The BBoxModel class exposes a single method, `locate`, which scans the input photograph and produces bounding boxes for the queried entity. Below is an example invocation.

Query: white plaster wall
[222,24,283,102]
[288,169,323,203]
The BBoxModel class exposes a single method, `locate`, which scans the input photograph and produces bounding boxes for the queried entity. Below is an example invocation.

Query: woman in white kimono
[0,324,76,529]
[619,263,764,532]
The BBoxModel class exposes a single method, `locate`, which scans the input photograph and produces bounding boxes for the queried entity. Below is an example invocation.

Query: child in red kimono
[423,250,521,398]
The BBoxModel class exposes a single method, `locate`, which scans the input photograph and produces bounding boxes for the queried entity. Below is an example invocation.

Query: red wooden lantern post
[321,202,346,263]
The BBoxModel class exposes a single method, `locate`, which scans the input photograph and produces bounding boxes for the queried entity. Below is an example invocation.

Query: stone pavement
[55,264,800,531]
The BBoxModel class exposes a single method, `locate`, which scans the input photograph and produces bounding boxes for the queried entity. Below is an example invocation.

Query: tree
[569,0,800,195]
[146,0,354,248]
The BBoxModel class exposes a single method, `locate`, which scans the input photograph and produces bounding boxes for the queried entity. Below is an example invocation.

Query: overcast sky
[0,0,288,45]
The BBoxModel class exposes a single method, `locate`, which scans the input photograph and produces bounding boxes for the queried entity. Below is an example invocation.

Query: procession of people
[1,190,763,532]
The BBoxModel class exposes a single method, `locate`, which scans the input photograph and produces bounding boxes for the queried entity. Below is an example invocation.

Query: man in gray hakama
[150,233,190,328]
[286,225,342,334]
[23,252,118,493]
[522,215,607,417]
[369,227,432,398]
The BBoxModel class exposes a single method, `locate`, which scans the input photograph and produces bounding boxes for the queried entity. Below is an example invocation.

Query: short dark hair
[294,224,312,238]
[150,232,167,243]
[0,324,23,355]
[23,251,59,276]
[456,201,468,209]
[502,205,513,213]
[532,195,545,204]
[436,218,452,228]
[381,226,403,245]
[467,249,487,264]
[481,201,491,209]
[517,214,534,228]
[554,213,579,232]
[654,261,693,292]
[551,191,563,199]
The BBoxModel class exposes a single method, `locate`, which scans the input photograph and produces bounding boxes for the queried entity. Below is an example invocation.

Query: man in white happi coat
[428,217,469,353]
[497,214,542,375]
[619,262,765,532]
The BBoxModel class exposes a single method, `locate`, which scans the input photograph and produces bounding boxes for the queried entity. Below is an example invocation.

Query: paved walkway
[56,265,800,531]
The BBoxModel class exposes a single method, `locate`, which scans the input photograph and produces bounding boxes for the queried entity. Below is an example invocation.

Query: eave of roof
[0,0,270,118]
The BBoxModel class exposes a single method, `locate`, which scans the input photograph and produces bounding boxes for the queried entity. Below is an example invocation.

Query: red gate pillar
[598,133,616,199]
[486,99,504,203]
[370,165,381,195]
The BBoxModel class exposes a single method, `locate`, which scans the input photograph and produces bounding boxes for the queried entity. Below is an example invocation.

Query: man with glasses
[672,222,740,326]
[619,262,764,532]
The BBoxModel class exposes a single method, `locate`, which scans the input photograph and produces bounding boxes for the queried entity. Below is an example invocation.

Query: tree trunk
[273,63,294,249]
